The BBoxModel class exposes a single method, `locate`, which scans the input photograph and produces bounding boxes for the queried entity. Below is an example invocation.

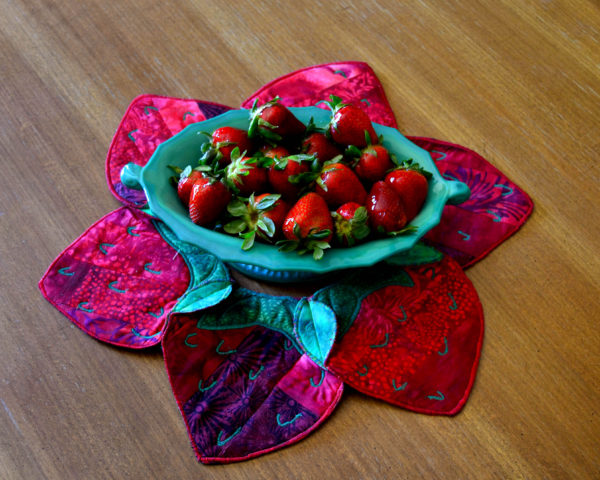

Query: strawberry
[169,165,204,206]
[223,193,290,250]
[332,202,371,247]
[224,147,268,196]
[301,132,343,163]
[188,177,231,226]
[267,154,315,202]
[248,97,306,144]
[366,181,409,235]
[277,192,333,260]
[354,144,395,183]
[314,162,367,209]
[210,126,254,166]
[322,95,378,148]
[260,144,291,160]
[384,160,431,222]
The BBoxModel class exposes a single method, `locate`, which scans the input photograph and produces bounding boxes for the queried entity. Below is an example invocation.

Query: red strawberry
[332,202,371,247]
[366,181,408,234]
[256,193,290,238]
[314,162,367,208]
[267,154,313,202]
[301,132,343,163]
[354,144,394,183]
[224,193,290,249]
[260,144,290,160]
[248,97,306,143]
[172,166,204,206]
[211,126,254,166]
[278,192,333,260]
[225,148,268,196]
[323,95,377,148]
[384,160,431,222]
[188,177,231,226]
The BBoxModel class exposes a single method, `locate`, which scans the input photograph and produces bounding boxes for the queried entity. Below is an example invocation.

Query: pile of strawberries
[171,96,431,260]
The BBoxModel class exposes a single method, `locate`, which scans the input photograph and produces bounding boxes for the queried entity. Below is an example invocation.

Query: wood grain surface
[1,0,599,478]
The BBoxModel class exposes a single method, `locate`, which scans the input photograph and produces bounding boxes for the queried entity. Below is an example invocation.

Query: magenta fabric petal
[105,94,231,206]
[39,207,190,348]
[241,61,398,128]
[163,314,343,464]
[411,138,534,268]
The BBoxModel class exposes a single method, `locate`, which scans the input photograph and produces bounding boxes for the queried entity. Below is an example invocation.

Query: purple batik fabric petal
[39,207,190,348]
[163,313,343,464]
[411,138,534,268]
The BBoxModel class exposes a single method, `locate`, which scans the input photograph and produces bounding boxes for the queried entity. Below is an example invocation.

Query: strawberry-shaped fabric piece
[39,208,232,348]
[319,255,483,415]
[39,207,190,347]
[106,95,231,207]
[163,289,343,463]
[415,138,533,268]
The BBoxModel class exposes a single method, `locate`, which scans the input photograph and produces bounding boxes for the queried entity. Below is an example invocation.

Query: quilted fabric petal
[163,298,344,463]
[413,138,534,268]
[105,94,231,206]
[39,207,190,348]
[325,256,483,415]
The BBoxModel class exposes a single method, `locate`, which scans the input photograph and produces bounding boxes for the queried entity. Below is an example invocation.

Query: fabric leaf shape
[39,207,190,348]
[163,309,344,463]
[326,256,483,415]
[293,299,337,367]
[153,221,232,314]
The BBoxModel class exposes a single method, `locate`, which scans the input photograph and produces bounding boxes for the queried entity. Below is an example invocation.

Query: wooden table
[2,1,599,478]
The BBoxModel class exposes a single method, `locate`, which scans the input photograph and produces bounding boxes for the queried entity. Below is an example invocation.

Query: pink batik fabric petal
[241,61,398,128]
[39,207,190,348]
[105,94,232,207]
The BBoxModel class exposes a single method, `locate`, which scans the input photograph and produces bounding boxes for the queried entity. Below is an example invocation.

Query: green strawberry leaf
[241,231,256,251]
[257,216,275,238]
[255,194,281,211]
[223,219,247,234]
[227,198,248,217]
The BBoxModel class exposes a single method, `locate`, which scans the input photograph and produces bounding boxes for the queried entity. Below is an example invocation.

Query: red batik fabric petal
[327,256,483,415]
[39,207,190,348]
[163,314,343,464]
[105,94,232,207]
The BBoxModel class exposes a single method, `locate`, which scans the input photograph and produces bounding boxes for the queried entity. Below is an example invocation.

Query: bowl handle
[120,163,143,190]
[446,180,470,205]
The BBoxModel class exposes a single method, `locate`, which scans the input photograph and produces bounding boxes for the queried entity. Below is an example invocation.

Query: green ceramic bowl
[121,107,469,282]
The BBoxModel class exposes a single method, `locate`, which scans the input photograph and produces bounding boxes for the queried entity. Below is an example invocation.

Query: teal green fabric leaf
[194,288,298,342]
[293,299,337,366]
[313,264,414,338]
[154,221,233,314]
